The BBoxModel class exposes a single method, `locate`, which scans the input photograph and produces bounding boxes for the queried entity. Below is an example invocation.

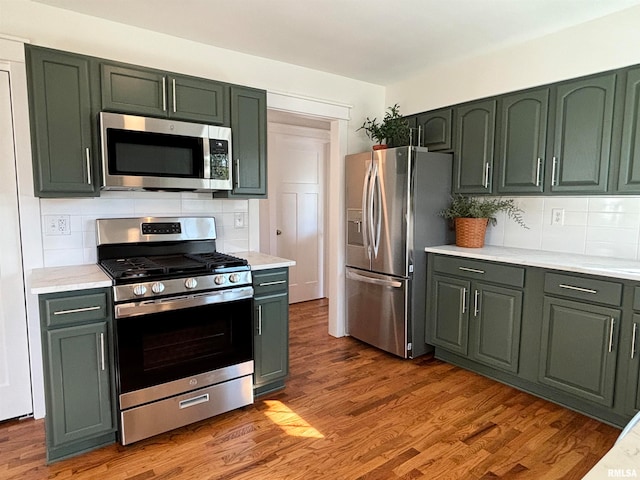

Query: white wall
[387,5,640,113]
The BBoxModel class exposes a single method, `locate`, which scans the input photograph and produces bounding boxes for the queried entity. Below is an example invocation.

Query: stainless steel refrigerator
[345,146,453,358]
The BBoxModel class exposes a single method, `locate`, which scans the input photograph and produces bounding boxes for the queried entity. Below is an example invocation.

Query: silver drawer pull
[53,305,101,315]
[608,317,615,353]
[558,284,597,294]
[179,393,209,409]
[458,267,485,274]
[258,280,287,287]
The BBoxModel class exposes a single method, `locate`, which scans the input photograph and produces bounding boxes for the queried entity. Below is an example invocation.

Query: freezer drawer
[346,267,408,358]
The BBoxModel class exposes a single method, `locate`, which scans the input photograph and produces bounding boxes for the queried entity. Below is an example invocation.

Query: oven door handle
[115,286,254,319]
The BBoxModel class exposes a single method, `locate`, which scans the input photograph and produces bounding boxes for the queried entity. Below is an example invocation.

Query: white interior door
[0,70,33,420]
[268,123,329,304]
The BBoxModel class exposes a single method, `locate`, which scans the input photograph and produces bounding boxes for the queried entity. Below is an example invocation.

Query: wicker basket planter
[454,217,489,248]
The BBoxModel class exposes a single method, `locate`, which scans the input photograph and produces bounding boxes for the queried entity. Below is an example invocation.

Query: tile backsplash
[39,191,249,267]
[486,196,640,260]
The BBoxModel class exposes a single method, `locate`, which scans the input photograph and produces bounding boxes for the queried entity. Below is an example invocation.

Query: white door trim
[263,91,350,338]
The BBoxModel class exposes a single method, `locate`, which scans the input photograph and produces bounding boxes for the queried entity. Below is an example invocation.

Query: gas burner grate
[186,252,248,270]
[100,257,166,279]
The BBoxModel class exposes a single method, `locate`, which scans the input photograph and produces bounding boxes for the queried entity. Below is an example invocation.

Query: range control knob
[184,278,198,289]
[133,284,147,296]
[214,275,227,285]
[151,282,165,294]
[229,273,240,283]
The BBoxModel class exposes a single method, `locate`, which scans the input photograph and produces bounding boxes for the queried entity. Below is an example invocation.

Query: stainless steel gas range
[96,216,254,445]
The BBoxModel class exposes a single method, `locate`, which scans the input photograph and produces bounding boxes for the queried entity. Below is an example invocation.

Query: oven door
[114,287,253,399]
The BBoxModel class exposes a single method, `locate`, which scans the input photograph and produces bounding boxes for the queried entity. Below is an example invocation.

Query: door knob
[276,229,282,235]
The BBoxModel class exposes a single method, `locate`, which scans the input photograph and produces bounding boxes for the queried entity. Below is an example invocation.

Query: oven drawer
[119,374,253,445]
[253,268,289,296]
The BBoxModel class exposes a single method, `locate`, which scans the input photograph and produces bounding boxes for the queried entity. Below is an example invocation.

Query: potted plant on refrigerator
[358,103,411,149]
[439,194,528,248]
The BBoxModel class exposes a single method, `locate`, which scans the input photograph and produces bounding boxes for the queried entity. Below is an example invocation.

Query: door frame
[252,91,350,337]
[263,121,330,302]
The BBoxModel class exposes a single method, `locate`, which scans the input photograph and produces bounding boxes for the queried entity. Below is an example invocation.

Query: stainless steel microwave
[100,112,232,192]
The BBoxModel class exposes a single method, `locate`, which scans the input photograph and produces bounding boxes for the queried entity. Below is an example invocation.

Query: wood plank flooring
[0,298,619,479]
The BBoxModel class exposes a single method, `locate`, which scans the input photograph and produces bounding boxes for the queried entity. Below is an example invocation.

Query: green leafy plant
[358,103,410,147]
[439,194,528,228]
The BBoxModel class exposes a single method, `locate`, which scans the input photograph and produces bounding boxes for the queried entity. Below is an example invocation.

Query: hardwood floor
[0,298,619,479]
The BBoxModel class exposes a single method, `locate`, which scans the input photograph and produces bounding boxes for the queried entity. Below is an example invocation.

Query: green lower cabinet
[40,289,116,462]
[253,268,289,396]
[429,275,469,355]
[470,283,522,373]
[625,313,640,414]
[539,296,620,407]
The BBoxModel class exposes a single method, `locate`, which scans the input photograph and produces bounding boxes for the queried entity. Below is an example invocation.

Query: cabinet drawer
[42,291,109,328]
[432,255,524,288]
[544,273,622,306]
[253,269,288,296]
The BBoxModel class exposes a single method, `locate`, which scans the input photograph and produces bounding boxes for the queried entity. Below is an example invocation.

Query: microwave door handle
[161,77,167,112]
[172,78,177,113]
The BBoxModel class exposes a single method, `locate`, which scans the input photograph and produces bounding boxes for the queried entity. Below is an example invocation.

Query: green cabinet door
[625,313,640,414]
[169,76,228,124]
[549,74,616,193]
[453,99,496,194]
[254,292,289,389]
[46,322,113,447]
[101,64,229,124]
[470,283,523,373]
[101,64,167,116]
[26,46,98,197]
[217,86,267,197]
[429,274,470,355]
[539,296,619,407]
[617,67,640,193]
[496,89,549,194]
[415,108,453,151]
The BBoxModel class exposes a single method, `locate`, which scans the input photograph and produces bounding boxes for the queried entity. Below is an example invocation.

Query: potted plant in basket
[439,195,528,248]
[358,103,411,149]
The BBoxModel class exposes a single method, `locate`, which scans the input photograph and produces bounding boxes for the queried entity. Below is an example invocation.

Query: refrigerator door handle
[368,161,380,259]
[361,160,373,260]
[346,269,403,288]
[372,162,382,258]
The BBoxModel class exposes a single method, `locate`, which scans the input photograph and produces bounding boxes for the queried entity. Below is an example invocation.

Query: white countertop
[425,245,640,282]
[30,264,112,294]
[234,251,296,270]
[30,252,295,294]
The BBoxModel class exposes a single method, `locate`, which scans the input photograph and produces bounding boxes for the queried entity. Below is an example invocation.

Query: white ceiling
[31,0,640,85]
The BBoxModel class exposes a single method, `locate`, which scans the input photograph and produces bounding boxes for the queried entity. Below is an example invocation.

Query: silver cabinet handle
[558,284,597,294]
[85,147,91,184]
[484,162,490,189]
[257,304,262,335]
[608,317,615,353]
[100,332,105,371]
[172,78,177,113]
[551,156,558,186]
[474,289,480,317]
[53,305,101,315]
[259,280,287,287]
[162,77,167,111]
[535,158,542,187]
[179,393,209,409]
[459,266,485,274]
[235,159,240,188]
[632,323,638,360]
[461,287,467,314]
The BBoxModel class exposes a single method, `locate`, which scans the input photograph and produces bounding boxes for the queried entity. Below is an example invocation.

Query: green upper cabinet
[453,99,496,194]
[616,67,640,193]
[547,73,616,193]
[415,108,453,151]
[216,86,267,197]
[26,46,99,197]
[101,64,228,125]
[496,88,549,194]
